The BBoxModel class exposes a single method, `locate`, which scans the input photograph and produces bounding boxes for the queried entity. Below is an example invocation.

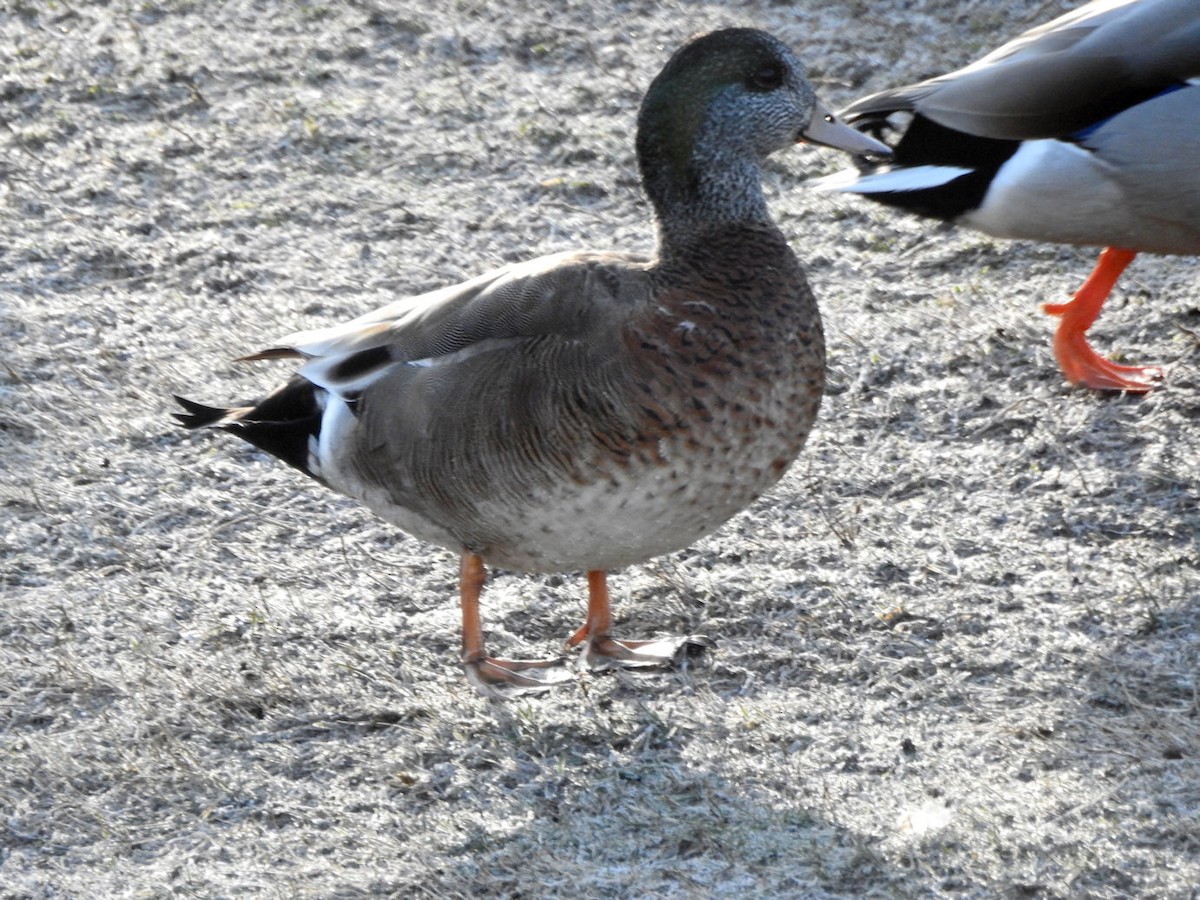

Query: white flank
[962,139,1113,241]
[312,393,356,483]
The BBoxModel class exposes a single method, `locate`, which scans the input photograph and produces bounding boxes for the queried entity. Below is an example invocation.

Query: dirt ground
[2,1,1198,896]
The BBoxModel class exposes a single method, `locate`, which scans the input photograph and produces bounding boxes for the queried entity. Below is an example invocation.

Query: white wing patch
[813,164,973,194]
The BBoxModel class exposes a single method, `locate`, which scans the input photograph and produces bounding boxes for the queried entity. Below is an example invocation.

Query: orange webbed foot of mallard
[1041,247,1161,393]
[1044,324,1164,392]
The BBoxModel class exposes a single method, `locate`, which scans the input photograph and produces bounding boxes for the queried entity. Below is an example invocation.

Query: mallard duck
[175,28,889,696]
[818,0,1200,392]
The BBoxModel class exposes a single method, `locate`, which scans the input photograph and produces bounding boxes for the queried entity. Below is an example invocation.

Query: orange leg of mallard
[1041,247,1163,392]
[459,552,572,696]
[564,570,713,670]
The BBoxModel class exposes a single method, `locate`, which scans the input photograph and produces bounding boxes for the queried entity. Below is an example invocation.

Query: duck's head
[636,28,889,222]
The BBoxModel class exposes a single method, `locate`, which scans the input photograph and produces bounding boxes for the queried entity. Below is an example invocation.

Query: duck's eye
[746,63,785,92]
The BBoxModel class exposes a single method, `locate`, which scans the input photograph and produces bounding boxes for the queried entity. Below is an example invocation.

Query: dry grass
[3,0,1198,896]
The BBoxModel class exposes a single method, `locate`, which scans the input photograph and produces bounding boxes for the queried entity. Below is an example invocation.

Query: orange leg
[459,552,572,696]
[1041,247,1163,392]
[459,552,488,663]
[566,570,713,670]
[564,570,614,648]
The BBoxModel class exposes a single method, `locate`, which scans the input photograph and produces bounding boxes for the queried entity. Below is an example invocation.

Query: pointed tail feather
[172,380,327,483]
[173,395,243,429]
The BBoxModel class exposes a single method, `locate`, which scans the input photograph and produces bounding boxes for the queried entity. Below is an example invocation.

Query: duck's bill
[800,103,892,158]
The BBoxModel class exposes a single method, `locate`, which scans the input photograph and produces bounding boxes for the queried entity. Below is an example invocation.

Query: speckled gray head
[636,28,890,217]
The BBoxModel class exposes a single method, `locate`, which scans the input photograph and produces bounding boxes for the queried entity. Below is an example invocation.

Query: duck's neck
[638,128,777,254]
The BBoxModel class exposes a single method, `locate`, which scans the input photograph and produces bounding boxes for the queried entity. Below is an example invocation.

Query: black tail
[173,396,236,429]
[173,376,327,483]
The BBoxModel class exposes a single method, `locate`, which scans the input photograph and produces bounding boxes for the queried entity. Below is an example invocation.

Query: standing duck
[174,28,889,695]
[818,0,1200,392]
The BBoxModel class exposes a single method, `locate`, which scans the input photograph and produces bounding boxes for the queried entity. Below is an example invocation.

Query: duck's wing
[246,249,650,401]
[843,0,1200,140]
[177,249,654,487]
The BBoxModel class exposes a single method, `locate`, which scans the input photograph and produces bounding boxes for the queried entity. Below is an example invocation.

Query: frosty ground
[2,1,1197,896]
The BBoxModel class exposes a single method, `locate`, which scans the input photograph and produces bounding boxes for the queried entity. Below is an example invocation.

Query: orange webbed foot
[1046,327,1164,392]
[1041,247,1161,392]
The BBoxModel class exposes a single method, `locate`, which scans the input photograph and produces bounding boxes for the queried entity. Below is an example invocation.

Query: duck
[174,28,890,696]
[817,0,1200,392]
